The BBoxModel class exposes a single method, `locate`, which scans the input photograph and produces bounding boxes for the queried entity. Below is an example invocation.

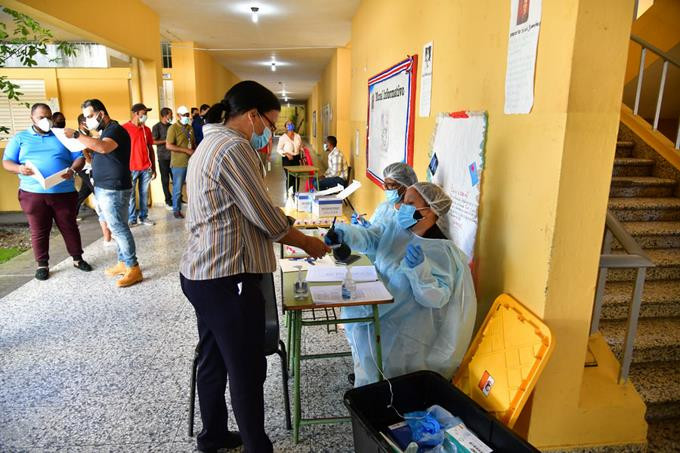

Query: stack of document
[278,255,335,273]
[305,265,378,283]
[310,281,392,304]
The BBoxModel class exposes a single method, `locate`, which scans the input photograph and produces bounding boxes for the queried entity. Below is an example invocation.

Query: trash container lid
[453,293,554,428]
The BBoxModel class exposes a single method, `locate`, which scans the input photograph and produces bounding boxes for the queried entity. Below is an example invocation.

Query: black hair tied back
[205,102,228,124]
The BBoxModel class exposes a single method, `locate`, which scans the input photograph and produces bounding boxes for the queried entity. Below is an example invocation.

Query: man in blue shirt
[2,103,92,281]
[192,104,210,146]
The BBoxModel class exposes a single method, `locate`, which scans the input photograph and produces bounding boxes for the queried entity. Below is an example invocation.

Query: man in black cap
[123,103,156,226]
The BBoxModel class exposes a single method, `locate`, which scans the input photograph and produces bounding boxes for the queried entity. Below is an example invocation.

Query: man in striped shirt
[319,135,348,190]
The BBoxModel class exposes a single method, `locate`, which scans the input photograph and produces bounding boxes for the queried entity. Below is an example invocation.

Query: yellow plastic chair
[453,293,555,428]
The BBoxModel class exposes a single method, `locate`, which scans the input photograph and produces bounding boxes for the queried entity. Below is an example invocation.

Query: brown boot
[117,264,143,288]
[105,261,126,277]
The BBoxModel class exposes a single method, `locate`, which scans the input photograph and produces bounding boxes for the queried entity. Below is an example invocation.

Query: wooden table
[281,256,393,443]
[284,165,320,192]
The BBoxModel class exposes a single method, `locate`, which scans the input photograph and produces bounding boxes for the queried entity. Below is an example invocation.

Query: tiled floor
[1,150,359,452]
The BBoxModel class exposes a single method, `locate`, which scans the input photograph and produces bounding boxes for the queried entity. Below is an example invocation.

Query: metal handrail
[628,34,680,149]
[590,211,654,384]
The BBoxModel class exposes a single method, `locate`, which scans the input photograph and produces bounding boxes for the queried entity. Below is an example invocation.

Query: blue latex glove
[324,228,344,246]
[358,216,371,228]
[351,213,359,225]
[404,244,424,268]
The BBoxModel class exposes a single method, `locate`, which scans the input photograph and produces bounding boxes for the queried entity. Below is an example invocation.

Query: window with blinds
[0,80,47,140]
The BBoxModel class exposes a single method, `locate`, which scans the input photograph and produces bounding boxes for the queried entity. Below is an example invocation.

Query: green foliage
[0,246,23,264]
[0,6,77,133]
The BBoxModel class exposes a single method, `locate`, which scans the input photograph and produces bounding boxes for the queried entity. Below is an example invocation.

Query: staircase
[601,126,680,452]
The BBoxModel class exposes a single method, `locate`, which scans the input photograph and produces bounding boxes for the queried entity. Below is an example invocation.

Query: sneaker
[105,261,126,277]
[165,204,173,211]
[116,264,143,287]
[73,260,93,272]
[139,218,155,226]
[128,220,138,227]
[173,211,184,219]
[76,216,83,222]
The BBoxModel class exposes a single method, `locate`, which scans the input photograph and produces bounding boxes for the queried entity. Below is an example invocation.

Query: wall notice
[428,111,487,262]
[504,0,542,114]
[366,56,417,186]
[419,41,433,117]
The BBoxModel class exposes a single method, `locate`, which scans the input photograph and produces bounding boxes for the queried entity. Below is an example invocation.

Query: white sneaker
[139,218,155,226]
[165,205,173,211]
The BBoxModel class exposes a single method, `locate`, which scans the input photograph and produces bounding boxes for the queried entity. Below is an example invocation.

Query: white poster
[504,0,542,114]
[366,56,417,185]
[428,112,487,262]
[419,41,433,117]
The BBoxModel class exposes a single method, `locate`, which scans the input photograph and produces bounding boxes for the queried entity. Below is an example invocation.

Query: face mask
[323,143,328,152]
[36,117,52,133]
[139,114,147,123]
[397,204,426,230]
[250,113,272,150]
[286,123,295,132]
[86,112,102,131]
[180,116,190,125]
[385,189,401,204]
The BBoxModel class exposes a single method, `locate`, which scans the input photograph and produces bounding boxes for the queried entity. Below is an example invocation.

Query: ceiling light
[271,61,276,72]
[284,96,289,102]
[251,6,259,23]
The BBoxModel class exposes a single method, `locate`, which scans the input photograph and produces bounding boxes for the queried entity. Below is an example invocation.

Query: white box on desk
[312,197,343,218]
[296,192,313,212]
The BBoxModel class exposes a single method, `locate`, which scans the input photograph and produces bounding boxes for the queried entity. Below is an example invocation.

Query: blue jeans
[129,168,153,222]
[95,187,138,267]
[171,167,187,213]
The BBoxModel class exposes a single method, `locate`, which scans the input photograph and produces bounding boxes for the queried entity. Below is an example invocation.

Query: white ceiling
[143,0,360,101]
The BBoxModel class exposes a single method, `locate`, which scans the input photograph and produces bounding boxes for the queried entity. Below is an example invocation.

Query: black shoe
[197,431,243,452]
[174,211,184,219]
[348,373,355,386]
[73,260,93,272]
[35,267,49,281]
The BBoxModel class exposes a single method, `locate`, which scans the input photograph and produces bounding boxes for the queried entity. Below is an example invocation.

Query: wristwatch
[73,130,80,139]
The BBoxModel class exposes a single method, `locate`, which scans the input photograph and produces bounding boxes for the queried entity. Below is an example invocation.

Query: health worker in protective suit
[327,182,477,387]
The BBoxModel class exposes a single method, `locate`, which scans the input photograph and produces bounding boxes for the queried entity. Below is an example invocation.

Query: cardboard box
[296,192,313,213]
[313,197,343,218]
[445,423,493,453]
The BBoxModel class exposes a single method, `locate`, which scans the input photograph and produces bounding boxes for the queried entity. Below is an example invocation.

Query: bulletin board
[366,55,417,186]
[427,111,487,262]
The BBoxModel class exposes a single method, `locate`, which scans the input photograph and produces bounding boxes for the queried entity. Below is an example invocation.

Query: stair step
[610,176,676,198]
[601,280,680,320]
[600,317,680,363]
[647,417,680,451]
[615,140,635,158]
[608,249,680,281]
[609,197,680,221]
[611,221,680,250]
[612,158,655,177]
[629,361,680,420]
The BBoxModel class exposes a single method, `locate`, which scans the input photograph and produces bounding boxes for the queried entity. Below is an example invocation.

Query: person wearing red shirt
[123,103,156,226]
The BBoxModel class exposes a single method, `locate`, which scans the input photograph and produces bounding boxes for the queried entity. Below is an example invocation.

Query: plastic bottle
[342,267,356,300]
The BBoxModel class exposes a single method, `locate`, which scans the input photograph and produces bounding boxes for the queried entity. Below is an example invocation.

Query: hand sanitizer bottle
[342,267,356,300]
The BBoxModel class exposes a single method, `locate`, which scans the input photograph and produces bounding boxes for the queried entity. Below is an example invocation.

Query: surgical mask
[180,116,190,125]
[397,204,426,230]
[385,189,401,204]
[36,117,52,133]
[286,123,295,132]
[139,114,147,123]
[250,113,272,150]
[323,143,328,151]
[86,113,102,131]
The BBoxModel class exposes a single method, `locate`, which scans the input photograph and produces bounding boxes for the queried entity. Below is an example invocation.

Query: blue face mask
[385,189,401,204]
[397,204,419,230]
[250,113,272,150]
[286,123,295,132]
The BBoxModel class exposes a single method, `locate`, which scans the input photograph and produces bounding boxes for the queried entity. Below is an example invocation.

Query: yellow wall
[0,67,132,211]
[348,0,641,449]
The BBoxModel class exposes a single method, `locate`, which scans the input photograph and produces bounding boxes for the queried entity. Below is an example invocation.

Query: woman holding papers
[2,103,92,280]
[327,182,476,387]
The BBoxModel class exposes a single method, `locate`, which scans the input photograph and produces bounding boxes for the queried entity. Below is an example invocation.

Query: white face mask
[85,113,101,131]
[36,117,52,133]
[139,114,147,123]
[323,143,328,151]
[180,116,190,125]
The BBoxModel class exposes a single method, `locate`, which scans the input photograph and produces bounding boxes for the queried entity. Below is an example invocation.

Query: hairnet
[411,182,452,217]
[383,162,418,188]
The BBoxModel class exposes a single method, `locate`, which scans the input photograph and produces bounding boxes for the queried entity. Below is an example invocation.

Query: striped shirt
[179,124,290,280]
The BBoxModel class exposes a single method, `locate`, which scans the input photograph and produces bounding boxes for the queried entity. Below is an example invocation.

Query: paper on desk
[24,161,70,190]
[52,128,86,152]
[335,180,361,200]
[305,265,378,283]
[279,255,335,273]
[311,281,392,305]
[313,185,344,198]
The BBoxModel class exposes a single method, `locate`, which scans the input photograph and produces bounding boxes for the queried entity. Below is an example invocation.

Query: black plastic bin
[343,370,539,453]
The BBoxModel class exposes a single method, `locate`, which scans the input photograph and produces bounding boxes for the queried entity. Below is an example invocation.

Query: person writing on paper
[2,103,92,281]
[180,81,329,453]
[326,182,476,387]
[277,120,302,190]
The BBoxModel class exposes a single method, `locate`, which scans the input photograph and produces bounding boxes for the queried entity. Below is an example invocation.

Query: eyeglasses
[384,182,403,190]
[261,113,276,132]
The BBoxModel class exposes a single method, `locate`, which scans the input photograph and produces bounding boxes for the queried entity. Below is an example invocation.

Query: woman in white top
[277,120,302,191]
